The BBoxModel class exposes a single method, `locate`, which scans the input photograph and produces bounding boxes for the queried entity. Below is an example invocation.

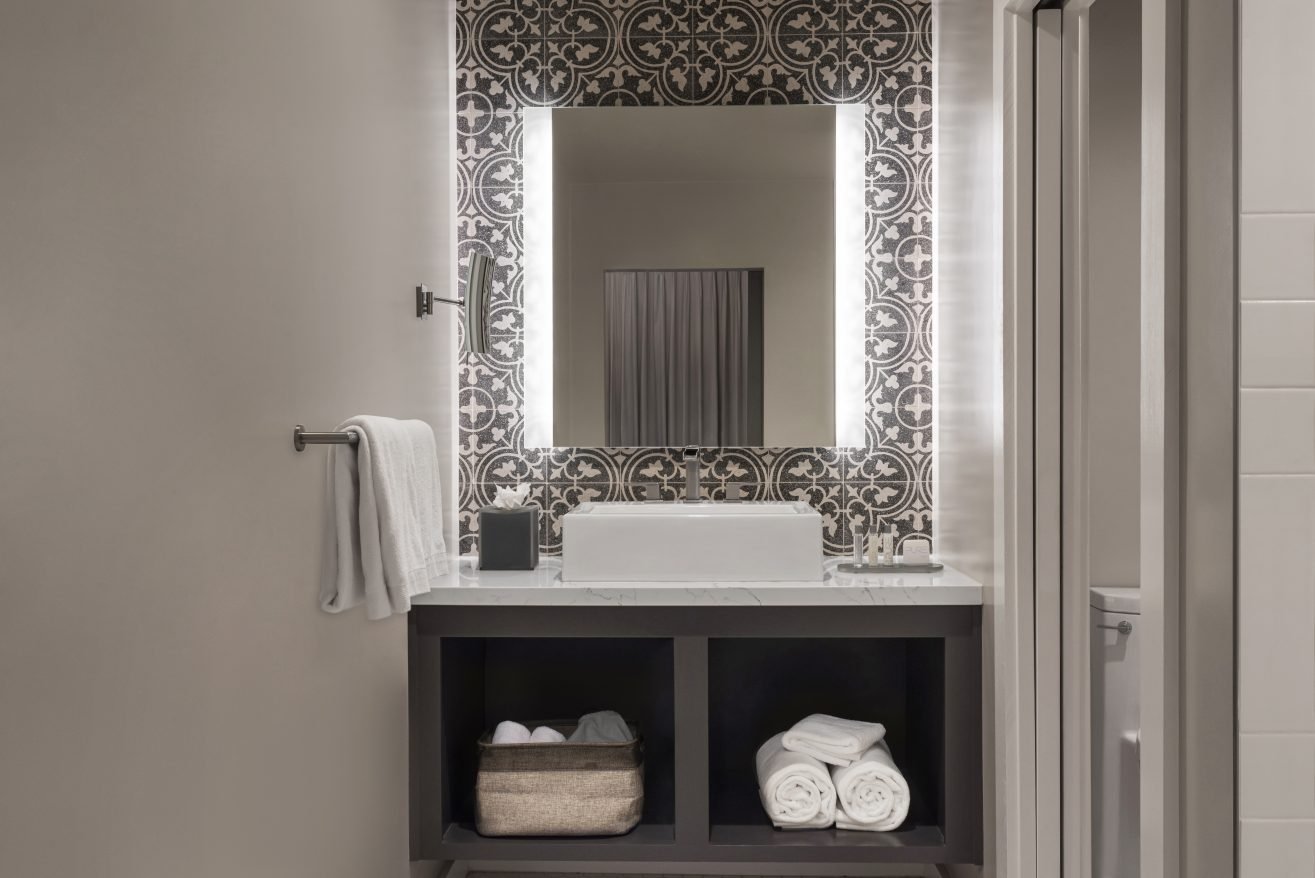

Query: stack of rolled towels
[492,721,567,744]
[755,713,910,832]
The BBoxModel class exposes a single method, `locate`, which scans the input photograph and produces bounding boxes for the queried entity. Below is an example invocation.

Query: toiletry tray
[837,562,944,574]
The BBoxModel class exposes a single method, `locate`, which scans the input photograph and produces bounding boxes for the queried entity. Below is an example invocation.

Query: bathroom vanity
[430,75,985,871]
[408,558,983,868]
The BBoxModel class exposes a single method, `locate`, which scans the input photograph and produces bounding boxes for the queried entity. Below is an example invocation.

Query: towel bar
[293,424,358,452]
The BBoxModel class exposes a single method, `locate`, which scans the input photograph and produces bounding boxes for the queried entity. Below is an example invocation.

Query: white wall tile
[1240,0,1315,846]
[1240,735,1315,818]
[1239,476,1315,733]
[1240,391,1315,474]
[1241,0,1315,212]
[1241,216,1315,301]
[1240,820,1315,876]
[1241,303,1315,387]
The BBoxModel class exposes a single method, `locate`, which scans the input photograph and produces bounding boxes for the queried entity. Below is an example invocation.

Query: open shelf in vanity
[431,636,677,849]
[707,637,960,863]
[409,602,982,867]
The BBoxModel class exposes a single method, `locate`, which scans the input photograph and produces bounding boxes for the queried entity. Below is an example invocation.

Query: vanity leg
[943,617,984,863]
[673,636,709,849]
[408,859,455,878]
[409,620,444,861]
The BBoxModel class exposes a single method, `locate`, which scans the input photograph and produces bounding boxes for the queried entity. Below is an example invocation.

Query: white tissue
[492,484,532,509]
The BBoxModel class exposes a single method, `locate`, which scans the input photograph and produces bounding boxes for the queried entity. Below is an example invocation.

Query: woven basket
[474,721,644,837]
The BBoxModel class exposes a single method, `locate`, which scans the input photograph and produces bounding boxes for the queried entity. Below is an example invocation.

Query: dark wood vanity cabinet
[408,605,982,867]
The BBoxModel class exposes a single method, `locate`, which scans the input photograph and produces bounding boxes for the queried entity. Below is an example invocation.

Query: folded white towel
[529,725,566,744]
[782,714,887,767]
[492,721,532,745]
[755,732,837,829]
[569,710,633,743]
[320,415,449,621]
[831,740,910,832]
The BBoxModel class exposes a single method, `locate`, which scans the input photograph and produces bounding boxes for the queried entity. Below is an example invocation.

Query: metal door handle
[1096,620,1133,635]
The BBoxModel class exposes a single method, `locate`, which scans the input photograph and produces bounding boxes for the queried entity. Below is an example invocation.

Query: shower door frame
[1019,2,1179,876]
[1001,1,1237,877]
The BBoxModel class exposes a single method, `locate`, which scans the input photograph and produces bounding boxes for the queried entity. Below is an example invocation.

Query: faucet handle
[631,482,661,502]
[724,482,752,501]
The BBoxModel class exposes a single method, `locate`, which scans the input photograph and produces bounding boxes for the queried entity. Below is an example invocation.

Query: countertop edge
[410,557,985,608]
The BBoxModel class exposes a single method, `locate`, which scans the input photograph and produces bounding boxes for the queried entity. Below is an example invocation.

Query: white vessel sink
[560,501,823,582]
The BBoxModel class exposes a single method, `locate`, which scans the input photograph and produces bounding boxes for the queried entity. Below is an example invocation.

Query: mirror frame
[521,104,867,449]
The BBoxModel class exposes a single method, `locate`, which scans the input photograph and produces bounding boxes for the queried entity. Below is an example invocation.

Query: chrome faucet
[682,445,701,502]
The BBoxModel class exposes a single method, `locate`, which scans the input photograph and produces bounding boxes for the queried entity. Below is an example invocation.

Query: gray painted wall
[0,2,453,876]
[933,0,995,873]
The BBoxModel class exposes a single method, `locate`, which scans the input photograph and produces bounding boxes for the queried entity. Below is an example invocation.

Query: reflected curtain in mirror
[603,269,764,447]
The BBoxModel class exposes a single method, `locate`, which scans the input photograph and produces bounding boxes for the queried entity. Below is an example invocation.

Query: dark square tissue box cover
[478,506,539,570]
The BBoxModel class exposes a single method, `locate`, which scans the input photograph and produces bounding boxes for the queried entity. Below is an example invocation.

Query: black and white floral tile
[455,0,933,557]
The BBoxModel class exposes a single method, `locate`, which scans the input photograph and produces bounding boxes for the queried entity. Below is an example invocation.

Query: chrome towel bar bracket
[293,424,359,452]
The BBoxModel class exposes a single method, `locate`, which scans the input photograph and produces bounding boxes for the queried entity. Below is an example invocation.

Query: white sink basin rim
[560,501,824,583]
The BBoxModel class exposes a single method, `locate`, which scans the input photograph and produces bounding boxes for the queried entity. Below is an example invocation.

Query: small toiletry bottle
[883,525,897,565]
[868,516,883,566]
[852,518,868,565]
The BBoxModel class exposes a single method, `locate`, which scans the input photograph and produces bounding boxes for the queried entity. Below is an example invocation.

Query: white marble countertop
[410,556,984,607]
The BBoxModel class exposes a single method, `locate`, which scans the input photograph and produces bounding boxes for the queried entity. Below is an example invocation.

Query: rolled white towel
[755,732,837,829]
[782,714,887,767]
[831,741,910,832]
[529,725,566,743]
[491,721,532,745]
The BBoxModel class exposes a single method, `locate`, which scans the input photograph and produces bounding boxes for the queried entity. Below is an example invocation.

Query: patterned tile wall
[455,0,933,556]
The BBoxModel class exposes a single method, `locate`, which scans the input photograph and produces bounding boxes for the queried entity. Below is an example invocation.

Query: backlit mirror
[523,105,865,449]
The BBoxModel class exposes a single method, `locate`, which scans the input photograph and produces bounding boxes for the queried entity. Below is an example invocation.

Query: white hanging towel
[831,740,911,832]
[755,732,837,829]
[320,415,448,620]
[781,714,887,767]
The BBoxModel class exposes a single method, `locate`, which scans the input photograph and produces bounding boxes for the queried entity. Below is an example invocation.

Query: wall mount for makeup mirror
[415,284,462,317]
